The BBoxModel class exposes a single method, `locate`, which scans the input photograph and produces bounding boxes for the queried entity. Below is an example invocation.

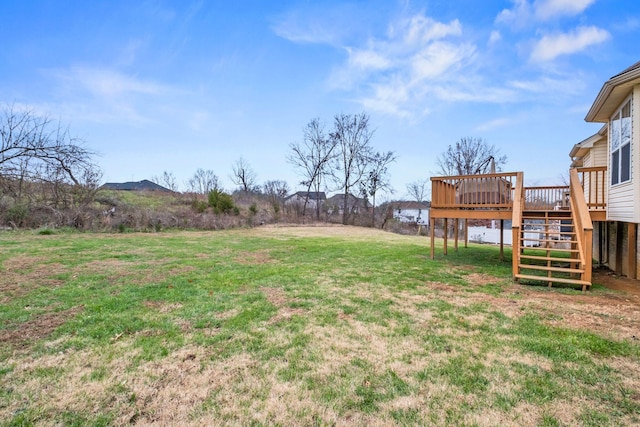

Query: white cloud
[324,13,480,116]
[348,48,391,70]
[475,117,512,132]
[65,67,170,98]
[534,0,596,20]
[488,30,502,45]
[496,0,595,27]
[44,66,179,124]
[395,15,462,45]
[410,41,475,82]
[530,26,610,62]
[496,0,532,29]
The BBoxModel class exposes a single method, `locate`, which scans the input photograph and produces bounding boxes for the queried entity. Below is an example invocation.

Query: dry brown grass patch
[0,305,83,348]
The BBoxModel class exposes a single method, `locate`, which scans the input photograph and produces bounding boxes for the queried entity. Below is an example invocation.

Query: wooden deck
[429,167,606,290]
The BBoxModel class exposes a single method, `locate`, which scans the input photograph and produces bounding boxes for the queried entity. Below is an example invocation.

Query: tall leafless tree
[0,105,100,209]
[230,157,258,193]
[151,170,179,192]
[406,178,429,204]
[362,150,396,227]
[263,180,289,215]
[331,112,374,225]
[287,118,337,218]
[435,137,506,176]
[187,168,220,194]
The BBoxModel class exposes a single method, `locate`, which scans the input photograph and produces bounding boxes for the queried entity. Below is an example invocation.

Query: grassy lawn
[1,226,639,426]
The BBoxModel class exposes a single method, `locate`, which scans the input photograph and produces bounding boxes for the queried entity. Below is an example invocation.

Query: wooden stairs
[515,210,591,291]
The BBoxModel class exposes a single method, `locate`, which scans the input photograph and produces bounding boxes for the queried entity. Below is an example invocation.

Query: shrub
[191,200,208,213]
[6,204,29,227]
[208,190,235,214]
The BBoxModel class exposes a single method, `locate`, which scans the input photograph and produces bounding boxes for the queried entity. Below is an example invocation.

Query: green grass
[0,226,639,426]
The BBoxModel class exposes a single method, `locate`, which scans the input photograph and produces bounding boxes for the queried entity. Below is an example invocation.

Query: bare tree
[435,137,506,176]
[362,151,396,227]
[230,157,258,193]
[331,112,374,225]
[151,170,179,192]
[287,118,337,218]
[406,178,429,204]
[187,168,220,194]
[263,180,289,215]
[0,104,100,209]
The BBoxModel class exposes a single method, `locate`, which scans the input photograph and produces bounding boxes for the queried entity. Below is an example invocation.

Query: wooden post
[454,218,459,252]
[628,223,637,280]
[430,218,435,259]
[443,218,448,255]
[499,219,504,261]
[464,219,468,248]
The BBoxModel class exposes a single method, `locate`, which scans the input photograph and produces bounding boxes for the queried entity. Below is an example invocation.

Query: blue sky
[1,0,639,198]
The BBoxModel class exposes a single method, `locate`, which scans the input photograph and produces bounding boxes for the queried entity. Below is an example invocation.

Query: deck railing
[576,166,607,211]
[569,168,593,289]
[523,186,569,211]
[431,172,518,209]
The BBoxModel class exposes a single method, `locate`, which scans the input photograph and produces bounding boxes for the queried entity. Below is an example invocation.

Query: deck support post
[430,218,435,259]
[628,223,637,280]
[464,219,468,248]
[499,219,504,261]
[443,218,448,255]
[454,219,459,252]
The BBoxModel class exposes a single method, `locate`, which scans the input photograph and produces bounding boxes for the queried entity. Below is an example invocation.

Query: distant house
[326,193,369,216]
[100,180,173,192]
[284,191,326,210]
[392,201,430,224]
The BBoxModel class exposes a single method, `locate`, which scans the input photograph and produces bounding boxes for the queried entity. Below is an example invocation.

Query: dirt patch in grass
[424,273,640,342]
[0,256,67,303]
[143,301,183,313]
[0,305,84,348]
[236,250,273,265]
[261,286,306,324]
[76,259,195,286]
[259,223,427,244]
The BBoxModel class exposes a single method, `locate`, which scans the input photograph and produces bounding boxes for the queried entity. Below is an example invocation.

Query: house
[100,180,173,192]
[325,193,369,216]
[576,60,640,280]
[391,201,430,224]
[427,60,640,291]
[284,191,326,210]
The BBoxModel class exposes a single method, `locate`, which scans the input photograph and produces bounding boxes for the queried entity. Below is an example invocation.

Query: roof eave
[586,67,640,123]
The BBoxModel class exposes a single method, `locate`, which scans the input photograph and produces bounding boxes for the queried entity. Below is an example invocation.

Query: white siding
[592,139,608,166]
[607,87,640,222]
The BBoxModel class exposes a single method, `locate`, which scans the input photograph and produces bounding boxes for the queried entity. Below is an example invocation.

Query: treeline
[0,103,506,231]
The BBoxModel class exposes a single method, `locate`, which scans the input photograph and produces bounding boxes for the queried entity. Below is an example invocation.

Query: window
[610,98,632,185]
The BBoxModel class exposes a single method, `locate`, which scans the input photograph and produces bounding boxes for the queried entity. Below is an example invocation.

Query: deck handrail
[511,172,524,280]
[431,172,518,209]
[570,168,593,288]
[523,185,569,211]
[576,166,607,210]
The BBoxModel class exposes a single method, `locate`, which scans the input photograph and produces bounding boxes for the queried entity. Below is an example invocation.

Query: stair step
[515,274,591,287]
[521,247,580,253]
[520,237,578,244]
[520,254,575,262]
[518,264,585,274]
[521,222,573,227]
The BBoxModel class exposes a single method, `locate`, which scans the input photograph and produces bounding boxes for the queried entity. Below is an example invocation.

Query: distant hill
[100,180,173,192]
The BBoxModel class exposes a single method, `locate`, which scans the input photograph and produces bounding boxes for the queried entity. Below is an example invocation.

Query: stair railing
[569,168,593,288]
[511,172,524,280]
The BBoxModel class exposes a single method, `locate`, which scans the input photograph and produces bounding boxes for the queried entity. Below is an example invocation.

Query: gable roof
[569,124,607,167]
[286,191,326,201]
[586,60,640,122]
[100,180,173,192]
